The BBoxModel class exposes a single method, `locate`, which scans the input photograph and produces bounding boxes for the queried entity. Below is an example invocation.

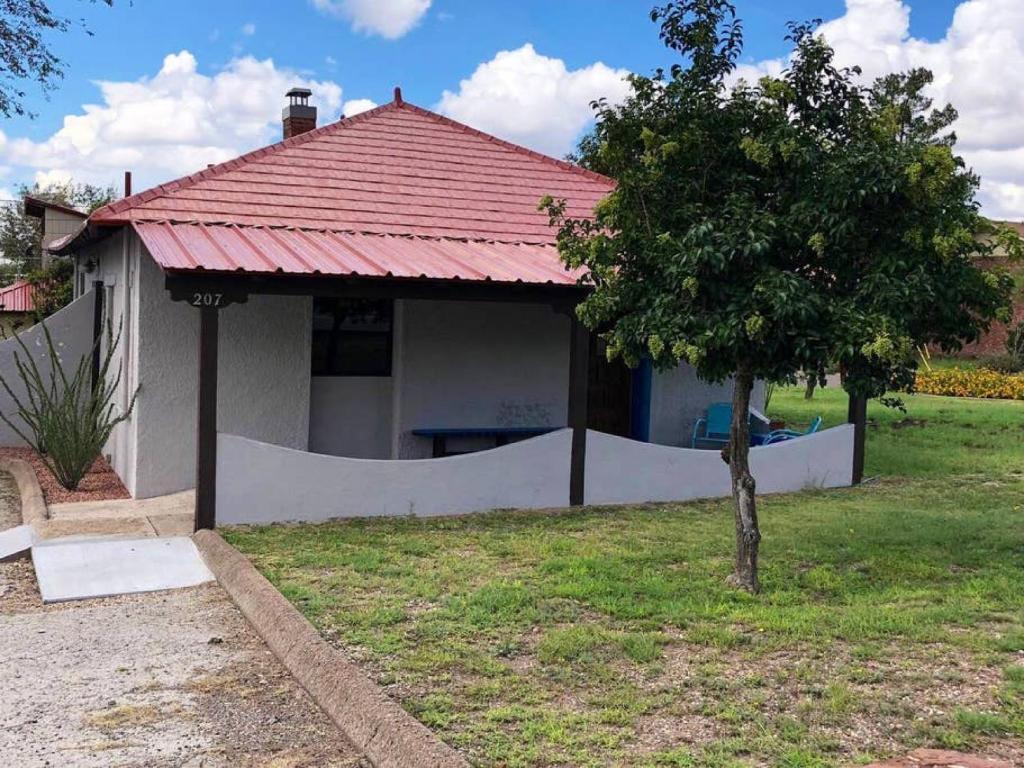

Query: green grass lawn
[226,387,1024,767]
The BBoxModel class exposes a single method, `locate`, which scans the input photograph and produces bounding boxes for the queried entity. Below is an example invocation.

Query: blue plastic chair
[691,402,734,449]
[763,416,823,445]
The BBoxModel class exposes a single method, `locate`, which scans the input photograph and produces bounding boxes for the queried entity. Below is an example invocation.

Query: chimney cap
[286,87,312,104]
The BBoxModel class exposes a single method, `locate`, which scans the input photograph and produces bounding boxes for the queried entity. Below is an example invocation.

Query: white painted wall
[309,377,392,458]
[394,300,571,458]
[648,363,765,447]
[130,250,313,498]
[217,428,573,523]
[585,425,855,506]
[217,425,854,523]
[0,291,97,446]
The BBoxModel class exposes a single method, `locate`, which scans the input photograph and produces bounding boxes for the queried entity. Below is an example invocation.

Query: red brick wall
[957,257,1024,358]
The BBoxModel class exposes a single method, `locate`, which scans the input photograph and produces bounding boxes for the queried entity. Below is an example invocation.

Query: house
[23,196,88,273]
[0,279,36,336]
[42,87,841,526]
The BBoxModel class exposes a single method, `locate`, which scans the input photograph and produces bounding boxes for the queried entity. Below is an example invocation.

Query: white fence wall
[585,425,855,506]
[217,425,855,524]
[216,429,573,524]
[0,291,97,446]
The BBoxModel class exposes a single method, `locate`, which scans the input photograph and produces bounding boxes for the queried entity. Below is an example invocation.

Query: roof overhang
[23,195,89,221]
[135,220,586,288]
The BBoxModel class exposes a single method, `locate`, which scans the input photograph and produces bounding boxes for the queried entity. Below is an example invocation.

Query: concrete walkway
[42,489,195,539]
[0,473,365,767]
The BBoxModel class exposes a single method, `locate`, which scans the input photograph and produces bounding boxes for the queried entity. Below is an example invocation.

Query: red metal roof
[79,95,614,284]
[0,280,35,313]
[134,221,584,284]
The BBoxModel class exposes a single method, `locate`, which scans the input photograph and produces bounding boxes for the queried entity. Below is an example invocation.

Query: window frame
[311,297,394,378]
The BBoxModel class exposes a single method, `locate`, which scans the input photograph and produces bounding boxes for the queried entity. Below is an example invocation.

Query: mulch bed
[0,447,129,505]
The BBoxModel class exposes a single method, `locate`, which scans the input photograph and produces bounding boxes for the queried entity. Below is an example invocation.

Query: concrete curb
[193,529,469,768]
[0,457,48,527]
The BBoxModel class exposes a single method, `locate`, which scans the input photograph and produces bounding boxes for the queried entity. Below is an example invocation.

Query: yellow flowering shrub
[915,367,1024,400]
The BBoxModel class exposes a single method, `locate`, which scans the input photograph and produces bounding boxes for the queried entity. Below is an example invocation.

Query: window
[311,298,393,376]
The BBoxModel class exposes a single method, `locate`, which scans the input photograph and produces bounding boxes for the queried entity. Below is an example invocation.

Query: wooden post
[567,317,590,506]
[195,305,219,531]
[847,393,867,485]
[90,280,104,392]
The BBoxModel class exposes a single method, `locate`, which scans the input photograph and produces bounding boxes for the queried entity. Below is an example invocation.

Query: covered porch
[165,268,598,530]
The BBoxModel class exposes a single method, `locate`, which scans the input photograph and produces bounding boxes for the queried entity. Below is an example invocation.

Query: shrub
[0,318,136,490]
[1007,320,1024,360]
[915,367,1024,400]
[979,353,1024,374]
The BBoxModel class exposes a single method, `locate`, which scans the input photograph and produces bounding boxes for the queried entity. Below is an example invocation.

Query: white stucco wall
[309,377,392,458]
[128,248,313,498]
[217,428,573,523]
[0,291,97,446]
[394,300,571,458]
[218,425,854,523]
[585,425,855,506]
[648,363,766,447]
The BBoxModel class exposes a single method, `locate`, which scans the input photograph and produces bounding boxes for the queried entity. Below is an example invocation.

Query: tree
[545,1,1015,593]
[0,0,113,118]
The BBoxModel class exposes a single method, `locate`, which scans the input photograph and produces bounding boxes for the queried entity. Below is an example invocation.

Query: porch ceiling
[134,220,584,286]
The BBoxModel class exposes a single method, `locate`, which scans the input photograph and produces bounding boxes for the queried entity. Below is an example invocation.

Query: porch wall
[130,249,313,498]
[392,299,572,458]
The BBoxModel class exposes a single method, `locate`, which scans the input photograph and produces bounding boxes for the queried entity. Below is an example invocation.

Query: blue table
[412,427,559,458]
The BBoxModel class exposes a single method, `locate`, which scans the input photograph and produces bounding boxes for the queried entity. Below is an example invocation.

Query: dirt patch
[0,583,364,768]
[0,447,129,505]
[0,470,19,529]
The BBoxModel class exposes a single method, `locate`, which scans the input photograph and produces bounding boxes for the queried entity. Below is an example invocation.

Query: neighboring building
[0,279,35,337]
[960,220,1024,357]
[23,196,88,271]
[49,88,759,503]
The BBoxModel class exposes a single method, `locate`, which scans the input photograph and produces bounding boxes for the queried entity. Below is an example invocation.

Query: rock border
[0,457,47,527]
[193,529,469,768]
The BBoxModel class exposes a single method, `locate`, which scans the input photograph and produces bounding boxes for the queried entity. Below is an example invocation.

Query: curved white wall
[216,428,573,524]
[0,291,97,446]
[584,425,855,506]
[216,425,854,524]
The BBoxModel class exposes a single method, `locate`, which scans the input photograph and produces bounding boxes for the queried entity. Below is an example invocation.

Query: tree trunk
[804,375,816,400]
[725,367,761,593]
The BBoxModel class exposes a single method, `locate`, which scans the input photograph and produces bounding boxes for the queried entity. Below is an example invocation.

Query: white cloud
[0,51,343,192]
[343,98,378,117]
[311,0,431,39]
[241,22,256,36]
[436,44,631,158]
[737,0,1024,220]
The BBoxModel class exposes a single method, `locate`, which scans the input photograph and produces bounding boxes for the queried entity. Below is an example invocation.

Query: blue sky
[23,0,960,140]
[4,0,1021,218]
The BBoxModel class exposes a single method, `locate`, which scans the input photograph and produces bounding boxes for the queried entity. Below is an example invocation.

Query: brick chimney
[282,87,316,139]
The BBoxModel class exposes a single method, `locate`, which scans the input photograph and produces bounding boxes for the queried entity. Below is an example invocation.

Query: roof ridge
[395,101,613,185]
[90,100,404,223]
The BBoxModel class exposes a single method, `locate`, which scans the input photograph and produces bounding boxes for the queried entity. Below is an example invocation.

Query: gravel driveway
[0,473,364,768]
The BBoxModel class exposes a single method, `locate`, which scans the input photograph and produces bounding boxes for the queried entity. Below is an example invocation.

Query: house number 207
[191,293,223,307]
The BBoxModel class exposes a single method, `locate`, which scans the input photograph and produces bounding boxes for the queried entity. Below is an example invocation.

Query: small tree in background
[546,0,1015,593]
[0,320,136,490]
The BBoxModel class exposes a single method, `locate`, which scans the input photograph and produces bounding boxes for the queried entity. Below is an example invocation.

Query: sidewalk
[0,472,366,768]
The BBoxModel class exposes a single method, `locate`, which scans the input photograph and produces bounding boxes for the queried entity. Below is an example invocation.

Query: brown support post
[195,305,219,531]
[567,316,590,506]
[90,280,104,392]
[847,393,867,485]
